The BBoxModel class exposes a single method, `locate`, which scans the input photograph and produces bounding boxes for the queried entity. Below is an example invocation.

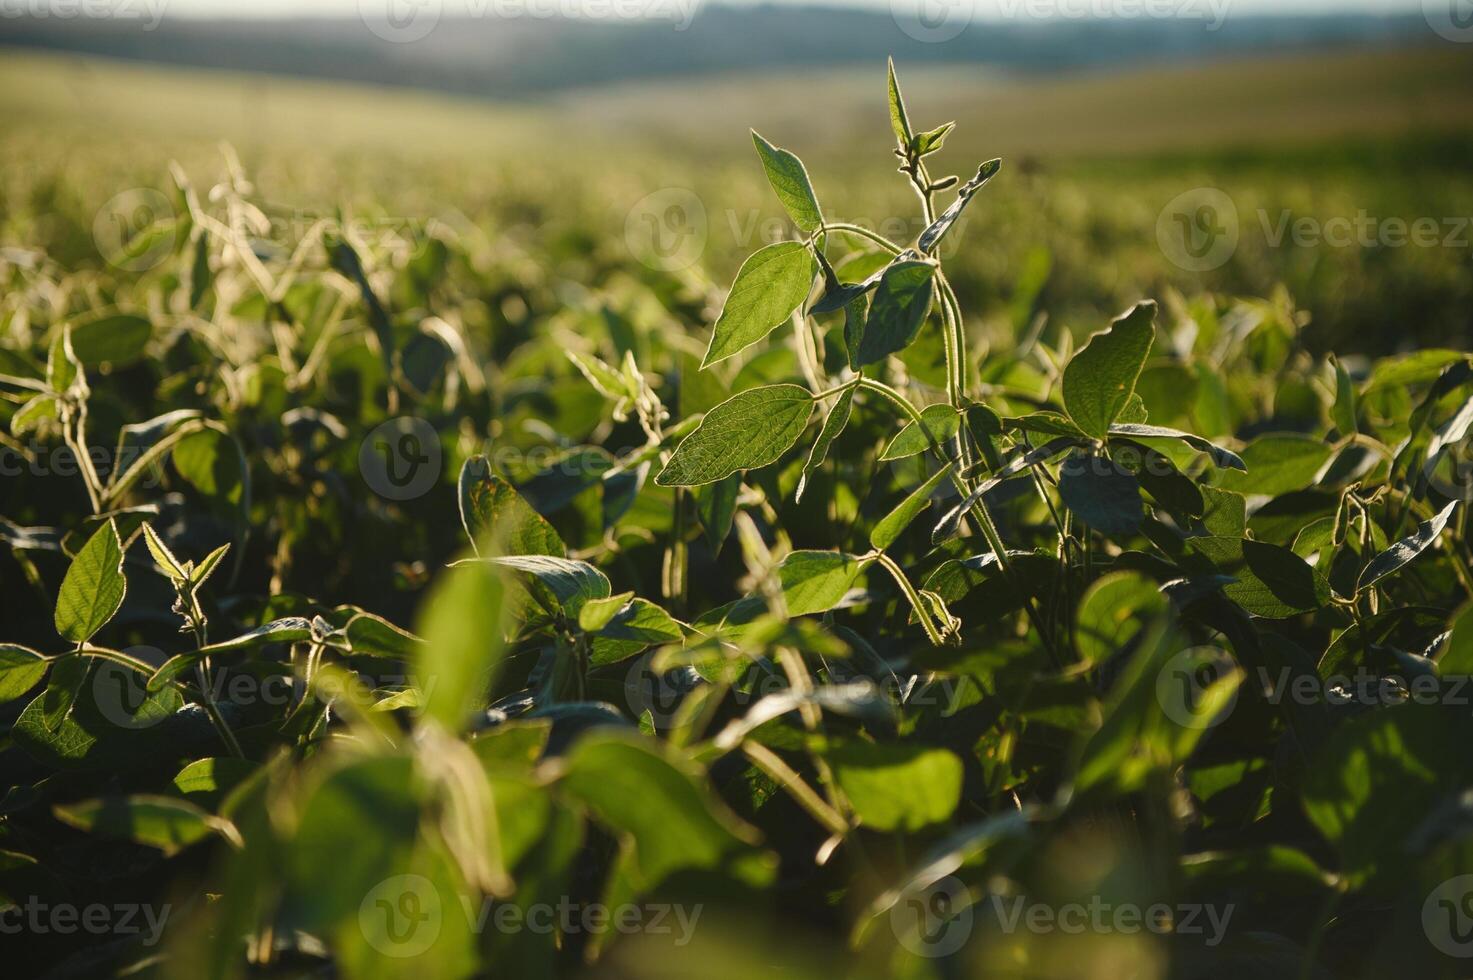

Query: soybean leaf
[53,795,233,856]
[588,599,684,667]
[1200,485,1248,537]
[1108,423,1246,471]
[693,474,741,551]
[173,428,244,506]
[750,131,823,234]
[67,313,152,367]
[778,551,869,617]
[823,739,963,832]
[458,455,565,557]
[702,242,815,367]
[0,645,47,704]
[560,731,771,889]
[1075,573,1167,666]
[485,555,611,619]
[811,255,890,316]
[1187,537,1331,618]
[886,57,913,148]
[54,519,126,644]
[797,386,855,502]
[1058,453,1144,536]
[917,159,1001,255]
[871,464,955,551]
[417,561,510,732]
[852,260,935,368]
[880,404,961,460]
[1301,705,1473,885]
[344,611,423,659]
[1219,435,1332,497]
[1358,501,1459,593]
[913,122,955,157]
[1062,301,1157,440]
[148,617,318,689]
[1331,355,1357,434]
[656,384,813,487]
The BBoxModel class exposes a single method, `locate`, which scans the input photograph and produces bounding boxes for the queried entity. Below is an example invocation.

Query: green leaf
[53,795,233,856]
[173,758,257,808]
[1200,485,1247,537]
[344,611,424,659]
[1218,435,1332,497]
[913,121,955,157]
[46,328,81,395]
[458,455,565,557]
[852,260,935,369]
[560,731,771,889]
[54,519,126,644]
[67,313,152,367]
[1062,301,1156,440]
[824,739,963,832]
[1057,453,1144,536]
[588,598,684,666]
[1107,423,1245,471]
[578,592,636,633]
[1075,572,1167,666]
[880,404,961,460]
[0,646,47,704]
[778,550,868,617]
[1187,537,1332,618]
[797,386,854,502]
[484,554,611,619]
[702,242,815,368]
[750,131,823,234]
[886,58,913,148]
[1331,355,1357,434]
[1439,603,1473,675]
[173,428,244,506]
[1302,705,1473,885]
[917,159,1001,255]
[416,561,509,732]
[871,464,954,551]
[656,384,813,487]
[140,523,188,583]
[693,474,741,551]
[1358,501,1459,593]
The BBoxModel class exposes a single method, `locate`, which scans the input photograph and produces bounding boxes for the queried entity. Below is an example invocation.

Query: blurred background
[2,0,1471,355]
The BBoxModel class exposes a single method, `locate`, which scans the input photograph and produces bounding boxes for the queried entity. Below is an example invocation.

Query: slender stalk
[742,742,848,836]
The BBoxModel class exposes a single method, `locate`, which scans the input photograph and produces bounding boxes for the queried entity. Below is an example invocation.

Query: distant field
[2,45,1471,353]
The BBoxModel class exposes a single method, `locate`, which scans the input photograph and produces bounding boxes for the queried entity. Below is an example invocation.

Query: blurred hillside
[0,7,1450,98]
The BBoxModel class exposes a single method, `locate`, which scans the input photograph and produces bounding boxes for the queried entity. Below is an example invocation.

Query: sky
[154,0,1431,17]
